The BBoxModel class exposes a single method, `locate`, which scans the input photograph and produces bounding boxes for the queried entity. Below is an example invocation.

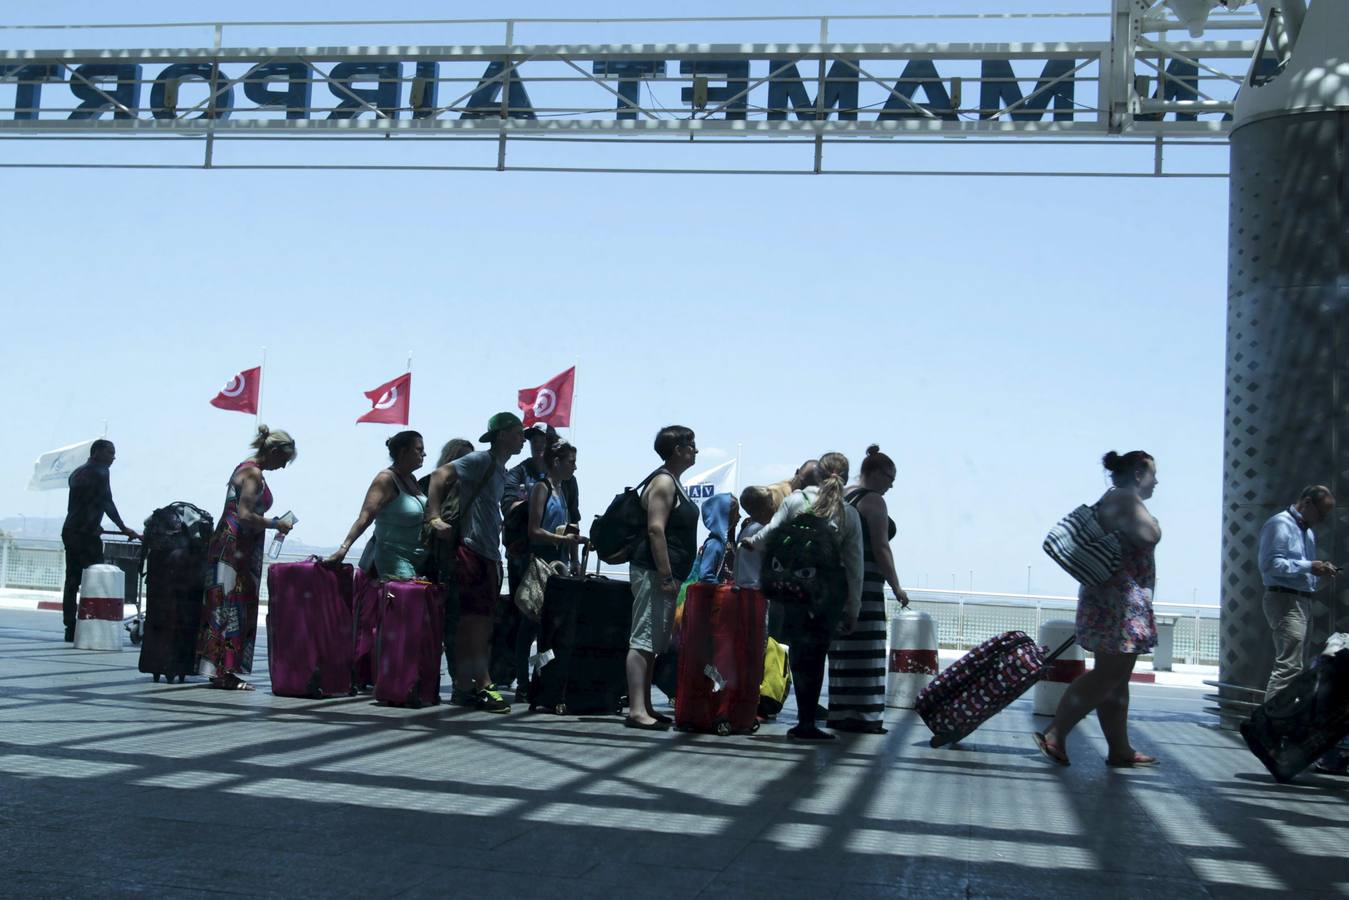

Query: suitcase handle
[1044,635,1076,663]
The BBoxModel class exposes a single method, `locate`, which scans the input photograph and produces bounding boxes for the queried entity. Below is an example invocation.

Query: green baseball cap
[480,411,524,442]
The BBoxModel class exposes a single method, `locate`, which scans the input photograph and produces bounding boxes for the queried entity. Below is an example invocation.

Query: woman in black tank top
[624,425,700,729]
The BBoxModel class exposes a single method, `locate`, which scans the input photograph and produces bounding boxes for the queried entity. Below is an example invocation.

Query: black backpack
[590,469,665,565]
[761,495,845,617]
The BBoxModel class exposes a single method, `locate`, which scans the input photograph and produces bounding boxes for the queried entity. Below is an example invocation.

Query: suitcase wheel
[176,675,187,684]
[554,703,568,716]
[714,720,731,737]
[152,674,161,683]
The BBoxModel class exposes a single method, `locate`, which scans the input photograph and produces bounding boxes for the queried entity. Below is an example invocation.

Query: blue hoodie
[695,493,735,583]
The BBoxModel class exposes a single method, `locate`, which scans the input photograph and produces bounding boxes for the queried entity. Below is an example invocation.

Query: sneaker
[451,686,510,714]
[1315,752,1349,776]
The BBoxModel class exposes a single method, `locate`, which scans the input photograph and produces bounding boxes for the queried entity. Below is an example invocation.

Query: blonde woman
[197,425,297,690]
[744,451,863,740]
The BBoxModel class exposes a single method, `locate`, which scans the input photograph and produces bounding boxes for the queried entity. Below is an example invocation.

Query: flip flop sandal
[1033,732,1071,766]
[1106,752,1159,768]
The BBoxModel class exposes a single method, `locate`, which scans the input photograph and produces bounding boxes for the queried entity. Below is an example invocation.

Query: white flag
[28,439,95,491]
[684,459,738,507]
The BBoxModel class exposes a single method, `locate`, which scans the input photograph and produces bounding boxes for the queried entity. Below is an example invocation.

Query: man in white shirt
[1258,484,1340,697]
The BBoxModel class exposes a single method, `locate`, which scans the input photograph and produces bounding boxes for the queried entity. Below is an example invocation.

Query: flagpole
[256,346,267,429]
[735,442,742,494]
[569,358,578,445]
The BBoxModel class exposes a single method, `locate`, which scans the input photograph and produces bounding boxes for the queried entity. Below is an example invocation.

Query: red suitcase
[674,582,766,735]
[374,579,444,708]
[352,569,382,691]
[266,559,356,698]
[915,630,1075,747]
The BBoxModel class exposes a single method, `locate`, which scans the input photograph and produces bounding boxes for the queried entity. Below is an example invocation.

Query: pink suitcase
[915,630,1075,747]
[266,559,356,698]
[374,579,444,708]
[353,569,383,691]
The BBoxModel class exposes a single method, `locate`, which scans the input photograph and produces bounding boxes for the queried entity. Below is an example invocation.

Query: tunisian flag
[357,372,411,425]
[209,366,261,414]
[518,366,575,428]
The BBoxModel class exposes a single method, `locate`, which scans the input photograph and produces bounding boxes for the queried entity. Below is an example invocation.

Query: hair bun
[384,436,395,449]
[866,444,881,456]
[256,424,271,438]
[1102,451,1121,471]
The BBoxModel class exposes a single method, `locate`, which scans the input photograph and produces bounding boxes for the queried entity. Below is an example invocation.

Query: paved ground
[3,607,1348,899]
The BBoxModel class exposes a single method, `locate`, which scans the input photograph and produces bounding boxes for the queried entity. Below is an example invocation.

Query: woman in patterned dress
[1035,450,1161,767]
[830,445,912,734]
[196,426,297,690]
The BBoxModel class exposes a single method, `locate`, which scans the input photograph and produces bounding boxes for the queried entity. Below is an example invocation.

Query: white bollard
[886,608,939,709]
[1033,619,1084,716]
[74,564,125,651]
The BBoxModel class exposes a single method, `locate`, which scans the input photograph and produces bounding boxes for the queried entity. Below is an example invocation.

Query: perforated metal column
[1221,111,1349,712]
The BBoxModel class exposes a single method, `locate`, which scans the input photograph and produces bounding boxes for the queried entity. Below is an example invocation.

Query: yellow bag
[759,637,792,716]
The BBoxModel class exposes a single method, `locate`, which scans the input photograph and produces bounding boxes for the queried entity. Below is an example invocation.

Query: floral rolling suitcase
[915,630,1075,748]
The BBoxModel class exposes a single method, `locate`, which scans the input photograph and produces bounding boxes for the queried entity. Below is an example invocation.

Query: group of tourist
[57,422,1341,764]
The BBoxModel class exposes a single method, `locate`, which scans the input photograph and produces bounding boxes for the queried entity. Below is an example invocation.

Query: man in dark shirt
[61,440,139,641]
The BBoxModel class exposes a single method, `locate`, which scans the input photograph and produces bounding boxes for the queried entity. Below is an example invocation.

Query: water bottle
[267,511,298,559]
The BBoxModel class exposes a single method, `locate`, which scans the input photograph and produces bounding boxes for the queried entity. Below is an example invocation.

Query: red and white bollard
[1033,619,1084,716]
[886,608,939,709]
[74,564,125,651]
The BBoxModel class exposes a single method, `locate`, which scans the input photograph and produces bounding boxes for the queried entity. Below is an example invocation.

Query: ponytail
[813,451,851,521]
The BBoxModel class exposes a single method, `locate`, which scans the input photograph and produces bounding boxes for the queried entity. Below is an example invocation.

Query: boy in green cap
[425,412,527,712]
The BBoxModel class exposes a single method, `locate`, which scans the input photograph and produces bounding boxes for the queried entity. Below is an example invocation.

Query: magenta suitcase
[266,559,356,698]
[374,579,444,707]
[353,569,382,691]
[915,630,1074,748]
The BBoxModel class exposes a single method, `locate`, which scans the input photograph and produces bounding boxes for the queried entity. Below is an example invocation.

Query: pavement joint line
[3,610,1346,897]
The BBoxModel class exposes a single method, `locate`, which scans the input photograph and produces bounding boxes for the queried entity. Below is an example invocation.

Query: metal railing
[2,537,1222,664]
[891,587,1220,666]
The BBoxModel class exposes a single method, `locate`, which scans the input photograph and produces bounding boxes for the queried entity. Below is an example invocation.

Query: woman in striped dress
[830,445,911,734]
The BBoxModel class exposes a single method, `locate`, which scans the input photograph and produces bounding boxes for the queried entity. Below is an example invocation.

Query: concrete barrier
[886,608,938,709]
[1033,619,1082,716]
[73,565,124,651]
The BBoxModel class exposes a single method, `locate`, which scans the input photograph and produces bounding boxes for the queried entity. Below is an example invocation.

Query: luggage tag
[704,664,726,693]
[531,648,556,670]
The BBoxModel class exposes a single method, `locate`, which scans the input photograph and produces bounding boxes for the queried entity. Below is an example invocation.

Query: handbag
[1042,504,1121,586]
[515,556,568,622]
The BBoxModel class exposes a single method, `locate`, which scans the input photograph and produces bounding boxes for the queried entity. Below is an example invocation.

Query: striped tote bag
[1042,505,1121,586]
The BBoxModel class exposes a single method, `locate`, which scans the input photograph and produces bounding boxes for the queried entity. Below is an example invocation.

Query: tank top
[372,470,427,580]
[221,461,272,537]
[632,470,699,580]
[529,479,572,564]
[845,488,896,562]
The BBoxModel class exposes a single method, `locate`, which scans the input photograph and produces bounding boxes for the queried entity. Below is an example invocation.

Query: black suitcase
[529,573,631,716]
[138,502,214,683]
[1241,649,1349,783]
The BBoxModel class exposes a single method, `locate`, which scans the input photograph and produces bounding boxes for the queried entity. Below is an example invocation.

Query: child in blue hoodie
[694,493,739,582]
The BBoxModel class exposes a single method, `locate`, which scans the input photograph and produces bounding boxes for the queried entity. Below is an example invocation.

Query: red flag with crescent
[357,372,411,425]
[518,366,575,428]
[209,366,261,414]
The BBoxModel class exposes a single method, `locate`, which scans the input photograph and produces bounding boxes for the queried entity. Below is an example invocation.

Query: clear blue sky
[1,1,1232,603]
